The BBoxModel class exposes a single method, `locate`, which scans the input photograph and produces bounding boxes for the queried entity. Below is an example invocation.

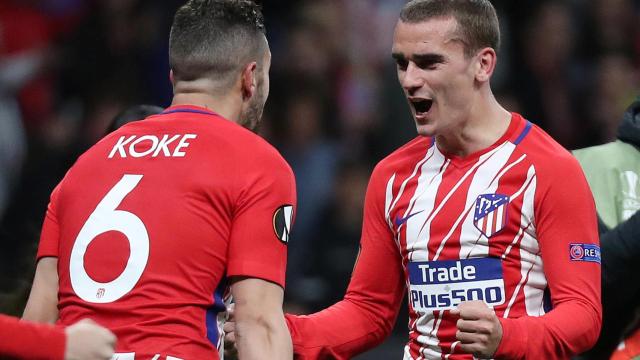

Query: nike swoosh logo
[395,210,424,227]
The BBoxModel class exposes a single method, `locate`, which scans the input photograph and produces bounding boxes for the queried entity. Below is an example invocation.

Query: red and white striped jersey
[286,113,601,360]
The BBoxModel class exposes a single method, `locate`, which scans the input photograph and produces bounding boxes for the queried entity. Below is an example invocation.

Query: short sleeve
[226,150,296,288]
[37,182,63,260]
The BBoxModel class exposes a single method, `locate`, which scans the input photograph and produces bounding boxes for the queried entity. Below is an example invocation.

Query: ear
[475,47,497,83]
[241,62,258,100]
[169,69,175,86]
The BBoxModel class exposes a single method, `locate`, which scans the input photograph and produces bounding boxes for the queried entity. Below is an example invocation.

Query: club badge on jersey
[408,258,506,312]
[273,205,294,244]
[473,193,509,237]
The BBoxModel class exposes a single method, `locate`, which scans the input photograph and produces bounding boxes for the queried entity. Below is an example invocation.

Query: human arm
[23,257,59,323]
[23,183,63,323]
[0,313,66,360]
[285,165,405,359]
[578,211,640,359]
[230,277,292,360]
[493,156,602,359]
[0,315,115,360]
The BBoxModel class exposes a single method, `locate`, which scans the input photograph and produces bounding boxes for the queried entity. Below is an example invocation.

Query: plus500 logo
[408,258,505,311]
[410,286,504,310]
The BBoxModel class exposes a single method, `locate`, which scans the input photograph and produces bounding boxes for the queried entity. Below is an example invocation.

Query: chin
[415,123,436,137]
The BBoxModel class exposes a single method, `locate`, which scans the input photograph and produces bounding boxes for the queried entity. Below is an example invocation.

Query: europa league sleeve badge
[273,205,294,244]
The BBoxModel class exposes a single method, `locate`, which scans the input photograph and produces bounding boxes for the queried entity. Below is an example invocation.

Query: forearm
[23,257,59,323]
[286,294,399,359]
[236,312,292,359]
[0,314,66,360]
[495,299,601,359]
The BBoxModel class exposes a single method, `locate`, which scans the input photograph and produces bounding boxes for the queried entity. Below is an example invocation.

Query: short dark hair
[400,0,500,57]
[169,0,266,86]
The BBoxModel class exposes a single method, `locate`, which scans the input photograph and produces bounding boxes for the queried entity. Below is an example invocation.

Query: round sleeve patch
[273,205,294,244]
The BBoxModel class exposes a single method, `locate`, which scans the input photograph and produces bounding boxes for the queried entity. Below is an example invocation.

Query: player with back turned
[23,1,295,359]
[226,0,602,359]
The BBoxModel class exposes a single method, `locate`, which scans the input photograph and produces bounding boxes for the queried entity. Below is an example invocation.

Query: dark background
[0,0,638,358]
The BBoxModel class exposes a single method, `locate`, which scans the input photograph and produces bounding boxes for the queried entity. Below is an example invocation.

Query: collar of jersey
[434,113,526,168]
[162,105,219,116]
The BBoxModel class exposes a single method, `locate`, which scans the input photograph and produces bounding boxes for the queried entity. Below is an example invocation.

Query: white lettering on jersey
[108,134,197,159]
[70,174,149,303]
[173,134,197,157]
[110,353,184,360]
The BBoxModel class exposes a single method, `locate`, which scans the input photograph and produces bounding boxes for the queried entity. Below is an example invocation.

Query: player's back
[43,106,295,359]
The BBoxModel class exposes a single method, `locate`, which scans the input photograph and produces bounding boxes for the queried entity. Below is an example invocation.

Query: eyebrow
[413,53,446,63]
[391,53,406,61]
[391,53,446,64]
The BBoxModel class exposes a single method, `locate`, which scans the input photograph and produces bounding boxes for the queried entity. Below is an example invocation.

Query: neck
[435,92,512,157]
[171,82,242,123]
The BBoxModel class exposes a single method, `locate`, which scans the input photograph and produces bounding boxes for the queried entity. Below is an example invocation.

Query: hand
[64,319,116,360]
[451,301,502,359]
[223,303,238,360]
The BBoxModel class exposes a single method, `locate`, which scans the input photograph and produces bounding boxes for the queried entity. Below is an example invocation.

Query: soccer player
[0,316,115,360]
[22,1,295,359]
[227,0,602,359]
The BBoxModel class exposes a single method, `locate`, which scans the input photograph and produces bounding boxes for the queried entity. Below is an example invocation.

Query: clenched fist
[451,301,502,358]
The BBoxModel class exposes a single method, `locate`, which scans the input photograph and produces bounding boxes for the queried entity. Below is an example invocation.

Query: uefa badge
[569,243,601,263]
[473,193,509,238]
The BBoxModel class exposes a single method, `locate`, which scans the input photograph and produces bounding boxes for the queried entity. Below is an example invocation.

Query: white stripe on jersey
[386,146,434,226]
[501,165,536,259]
[416,312,444,360]
[405,148,447,261]
[385,173,397,227]
[503,167,542,318]
[445,341,460,359]
[420,144,507,261]
[519,172,547,317]
[433,142,515,260]
[438,142,516,260]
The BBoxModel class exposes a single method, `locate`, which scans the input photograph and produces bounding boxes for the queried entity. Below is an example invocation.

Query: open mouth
[411,99,433,115]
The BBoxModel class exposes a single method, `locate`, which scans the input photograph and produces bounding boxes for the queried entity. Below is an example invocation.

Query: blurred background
[0,0,638,358]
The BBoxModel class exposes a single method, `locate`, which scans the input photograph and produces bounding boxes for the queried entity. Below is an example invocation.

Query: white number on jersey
[70,174,150,303]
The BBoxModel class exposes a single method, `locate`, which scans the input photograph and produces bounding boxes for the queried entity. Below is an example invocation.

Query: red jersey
[37,105,296,360]
[0,314,65,360]
[286,113,601,359]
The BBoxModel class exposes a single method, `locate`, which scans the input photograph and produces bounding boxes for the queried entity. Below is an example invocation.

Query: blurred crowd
[0,0,639,352]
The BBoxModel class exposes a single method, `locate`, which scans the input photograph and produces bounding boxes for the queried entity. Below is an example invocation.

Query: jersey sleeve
[285,163,405,359]
[37,181,63,260]
[226,148,296,288]
[0,314,66,360]
[494,155,602,359]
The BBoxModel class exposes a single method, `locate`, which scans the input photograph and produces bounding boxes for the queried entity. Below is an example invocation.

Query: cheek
[436,72,474,104]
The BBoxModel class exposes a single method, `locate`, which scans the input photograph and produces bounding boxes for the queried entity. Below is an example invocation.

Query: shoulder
[373,136,431,177]
[213,121,295,180]
[516,121,583,176]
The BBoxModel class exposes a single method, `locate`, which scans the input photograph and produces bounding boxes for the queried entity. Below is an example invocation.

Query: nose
[400,62,424,95]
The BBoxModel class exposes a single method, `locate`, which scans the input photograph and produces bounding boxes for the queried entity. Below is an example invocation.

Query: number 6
[70,174,149,303]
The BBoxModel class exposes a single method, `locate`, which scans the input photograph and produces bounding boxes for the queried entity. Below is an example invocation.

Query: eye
[395,59,408,71]
[416,60,439,70]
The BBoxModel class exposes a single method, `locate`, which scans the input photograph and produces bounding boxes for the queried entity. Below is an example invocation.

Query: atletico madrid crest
[473,193,509,238]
